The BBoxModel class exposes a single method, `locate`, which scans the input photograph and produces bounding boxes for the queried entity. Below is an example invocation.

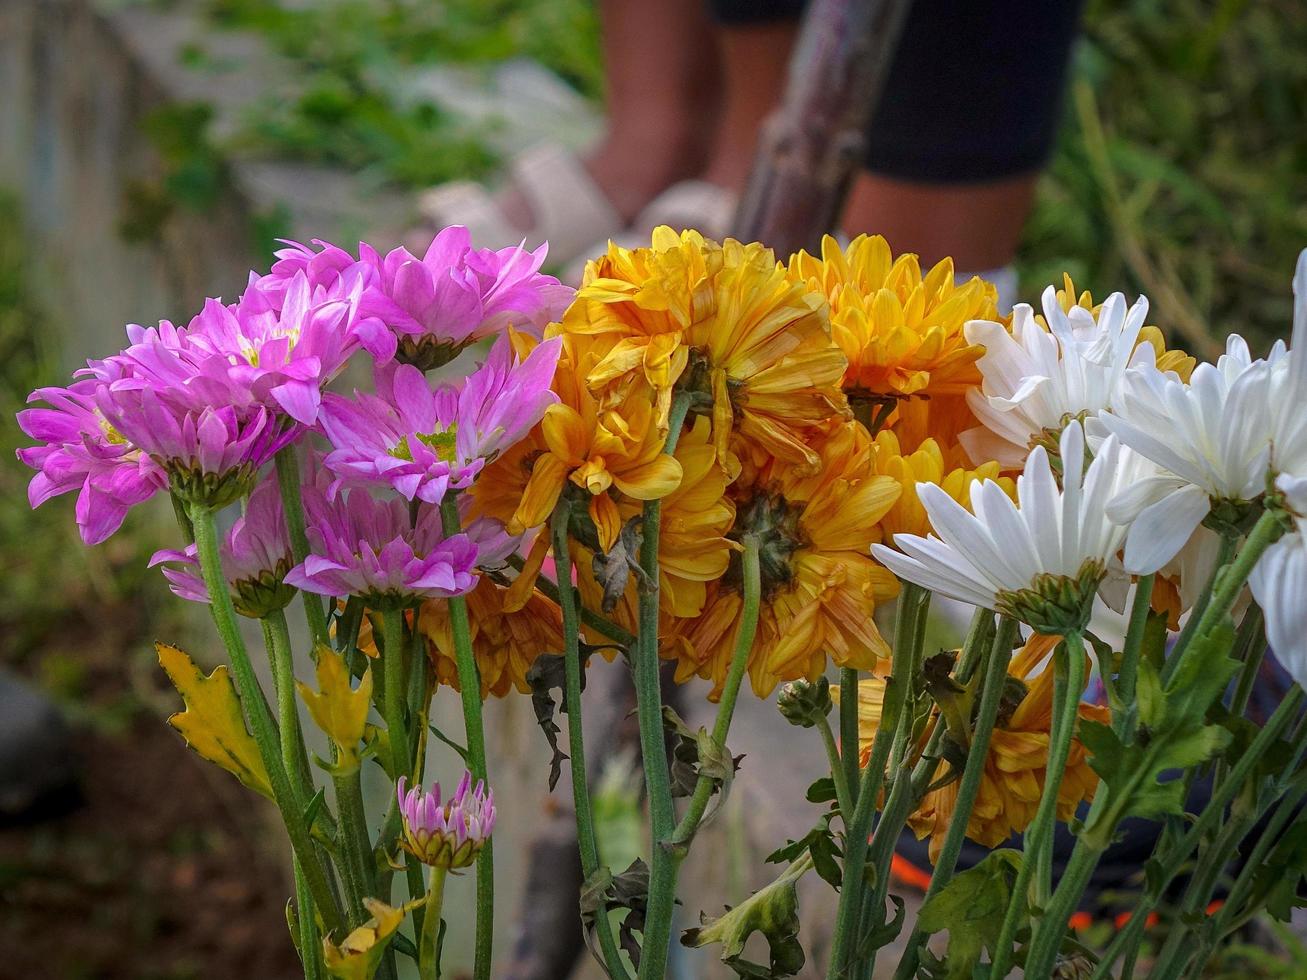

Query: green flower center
[96,412,128,446]
[391,427,459,464]
[994,559,1105,635]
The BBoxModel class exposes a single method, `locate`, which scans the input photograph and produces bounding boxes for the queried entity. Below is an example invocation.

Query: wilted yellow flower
[871,430,1015,542]
[565,226,850,476]
[669,421,901,699]
[788,234,1001,408]
[1046,273,1196,381]
[904,634,1109,861]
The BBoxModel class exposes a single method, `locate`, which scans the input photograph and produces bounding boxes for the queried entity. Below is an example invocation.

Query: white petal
[1123,485,1210,574]
[1250,532,1307,689]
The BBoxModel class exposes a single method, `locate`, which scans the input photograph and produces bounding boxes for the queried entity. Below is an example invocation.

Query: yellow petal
[156,642,272,800]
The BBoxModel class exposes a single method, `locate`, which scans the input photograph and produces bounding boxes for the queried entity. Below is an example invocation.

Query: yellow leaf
[156,642,273,800]
[323,898,414,980]
[297,645,373,768]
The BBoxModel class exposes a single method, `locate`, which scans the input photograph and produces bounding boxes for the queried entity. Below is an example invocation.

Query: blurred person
[421,0,1086,305]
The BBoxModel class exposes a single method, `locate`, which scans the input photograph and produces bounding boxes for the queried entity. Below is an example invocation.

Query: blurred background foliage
[177,0,1306,352]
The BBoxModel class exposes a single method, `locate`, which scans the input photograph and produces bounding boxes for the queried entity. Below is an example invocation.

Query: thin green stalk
[1162,533,1236,681]
[818,714,855,821]
[1165,512,1284,683]
[670,534,762,847]
[893,616,1019,979]
[381,610,412,780]
[295,859,325,980]
[276,445,331,648]
[633,392,692,980]
[1086,684,1307,980]
[1228,603,1267,720]
[840,668,861,810]
[508,553,635,647]
[170,492,195,544]
[418,865,448,979]
[261,612,345,941]
[551,505,629,979]
[1116,573,1154,726]
[438,494,493,980]
[335,767,377,911]
[989,633,1088,979]
[826,583,930,978]
[189,502,343,935]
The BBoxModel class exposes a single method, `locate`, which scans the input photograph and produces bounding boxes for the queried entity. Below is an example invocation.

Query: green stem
[295,858,325,980]
[512,552,636,647]
[170,492,195,544]
[189,502,343,936]
[839,668,861,810]
[438,494,493,980]
[261,613,345,940]
[1228,603,1267,721]
[335,767,376,913]
[1164,512,1283,683]
[818,715,855,822]
[1086,684,1306,980]
[989,632,1088,979]
[826,583,930,978]
[1162,532,1236,681]
[381,610,412,781]
[1116,573,1154,728]
[670,534,762,847]
[551,505,630,979]
[893,616,1019,979]
[633,391,692,980]
[418,865,449,979]
[276,445,331,649]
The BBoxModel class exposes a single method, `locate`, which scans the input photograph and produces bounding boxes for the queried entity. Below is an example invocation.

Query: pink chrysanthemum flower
[358,225,571,369]
[16,377,167,544]
[285,488,478,608]
[319,333,561,503]
[397,771,495,869]
[149,475,298,617]
[179,269,368,426]
[94,379,297,508]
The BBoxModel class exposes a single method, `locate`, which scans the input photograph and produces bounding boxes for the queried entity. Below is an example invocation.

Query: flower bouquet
[17,223,1307,979]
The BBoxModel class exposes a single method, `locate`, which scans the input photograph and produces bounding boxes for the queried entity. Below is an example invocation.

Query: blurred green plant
[200,0,600,188]
[1018,0,1307,353]
[0,191,189,675]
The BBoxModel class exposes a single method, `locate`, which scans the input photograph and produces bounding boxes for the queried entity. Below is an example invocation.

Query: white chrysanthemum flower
[872,421,1128,634]
[959,287,1153,469]
[1099,336,1275,574]
[1249,518,1307,689]
[1268,249,1307,508]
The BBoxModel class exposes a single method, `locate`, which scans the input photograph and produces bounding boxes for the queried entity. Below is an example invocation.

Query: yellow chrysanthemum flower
[788,234,1001,410]
[1047,273,1196,382]
[668,421,901,699]
[850,634,1108,862]
[574,416,738,626]
[565,226,850,476]
[469,333,683,554]
[870,430,1015,542]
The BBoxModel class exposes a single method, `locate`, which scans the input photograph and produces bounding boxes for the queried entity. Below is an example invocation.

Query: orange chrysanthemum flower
[354,581,562,699]
[888,634,1109,861]
[416,579,563,698]
[565,226,850,476]
[668,421,901,699]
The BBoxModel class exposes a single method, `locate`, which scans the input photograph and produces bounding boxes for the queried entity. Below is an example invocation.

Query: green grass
[1018,0,1307,352]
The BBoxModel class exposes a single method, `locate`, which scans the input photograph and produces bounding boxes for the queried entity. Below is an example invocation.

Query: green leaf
[1135,658,1166,729]
[916,850,1022,980]
[682,864,806,978]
